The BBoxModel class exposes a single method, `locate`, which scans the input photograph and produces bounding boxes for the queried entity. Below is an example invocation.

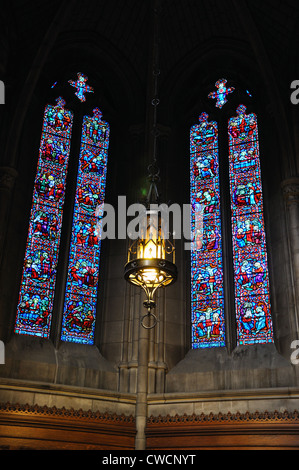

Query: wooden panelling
[2,403,299,450]
[146,411,299,450]
[0,403,135,450]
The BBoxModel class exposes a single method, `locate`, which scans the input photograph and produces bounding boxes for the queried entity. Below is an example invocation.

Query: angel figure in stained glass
[208,79,235,109]
[68,73,94,102]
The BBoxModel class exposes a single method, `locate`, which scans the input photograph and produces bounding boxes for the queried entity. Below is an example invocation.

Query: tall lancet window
[228,105,273,345]
[15,73,109,344]
[191,80,274,349]
[190,113,225,348]
[61,108,109,344]
[15,98,74,338]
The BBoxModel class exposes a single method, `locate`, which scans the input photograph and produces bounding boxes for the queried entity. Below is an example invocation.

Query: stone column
[281,177,299,337]
[135,320,149,450]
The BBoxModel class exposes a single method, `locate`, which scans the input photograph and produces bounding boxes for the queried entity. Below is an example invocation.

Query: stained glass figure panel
[15,98,73,338]
[190,113,225,348]
[228,105,273,345]
[68,72,94,102]
[61,108,109,344]
[208,78,235,109]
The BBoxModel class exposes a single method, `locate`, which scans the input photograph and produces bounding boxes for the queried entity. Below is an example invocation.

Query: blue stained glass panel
[61,108,109,344]
[208,78,235,109]
[228,105,274,345]
[15,98,73,338]
[190,113,225,348]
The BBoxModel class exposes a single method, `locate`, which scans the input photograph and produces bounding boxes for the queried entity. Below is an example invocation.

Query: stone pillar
[281,177,299,337]
[148,289,168,394]
[135,320,149,450]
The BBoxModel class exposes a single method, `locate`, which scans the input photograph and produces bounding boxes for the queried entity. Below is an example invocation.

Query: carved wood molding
[146,410,299,449]
[0,401,136,450]
[147,409,299,425]
[0,401,135,424]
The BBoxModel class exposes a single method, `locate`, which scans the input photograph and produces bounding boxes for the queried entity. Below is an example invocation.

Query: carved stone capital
[0,166,18,191]
[281,177,299,205]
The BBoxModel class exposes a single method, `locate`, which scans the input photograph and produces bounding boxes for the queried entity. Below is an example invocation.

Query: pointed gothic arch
[15,76,110,345]
[190,79,274,349]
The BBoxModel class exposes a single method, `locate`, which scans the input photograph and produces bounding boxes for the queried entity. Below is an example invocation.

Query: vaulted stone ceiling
[3,0,299,86]
[1,0,299,173]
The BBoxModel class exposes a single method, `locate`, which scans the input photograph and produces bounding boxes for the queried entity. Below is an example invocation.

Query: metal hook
[141,310,158,329]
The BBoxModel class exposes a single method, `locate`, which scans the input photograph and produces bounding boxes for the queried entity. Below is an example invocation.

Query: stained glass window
[190,113,225,348]
[61,108,109,344]
[68,73,94,102]
[191,77,274,349]
[208,79,235,109]
[228,105,273,345]
[15,97,73,338]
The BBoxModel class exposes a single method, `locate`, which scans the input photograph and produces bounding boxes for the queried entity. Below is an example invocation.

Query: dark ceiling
[3,0,299,88]
[1,0,299,181]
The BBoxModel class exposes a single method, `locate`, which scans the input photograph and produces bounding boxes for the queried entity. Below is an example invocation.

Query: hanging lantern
[124,172,177,328]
